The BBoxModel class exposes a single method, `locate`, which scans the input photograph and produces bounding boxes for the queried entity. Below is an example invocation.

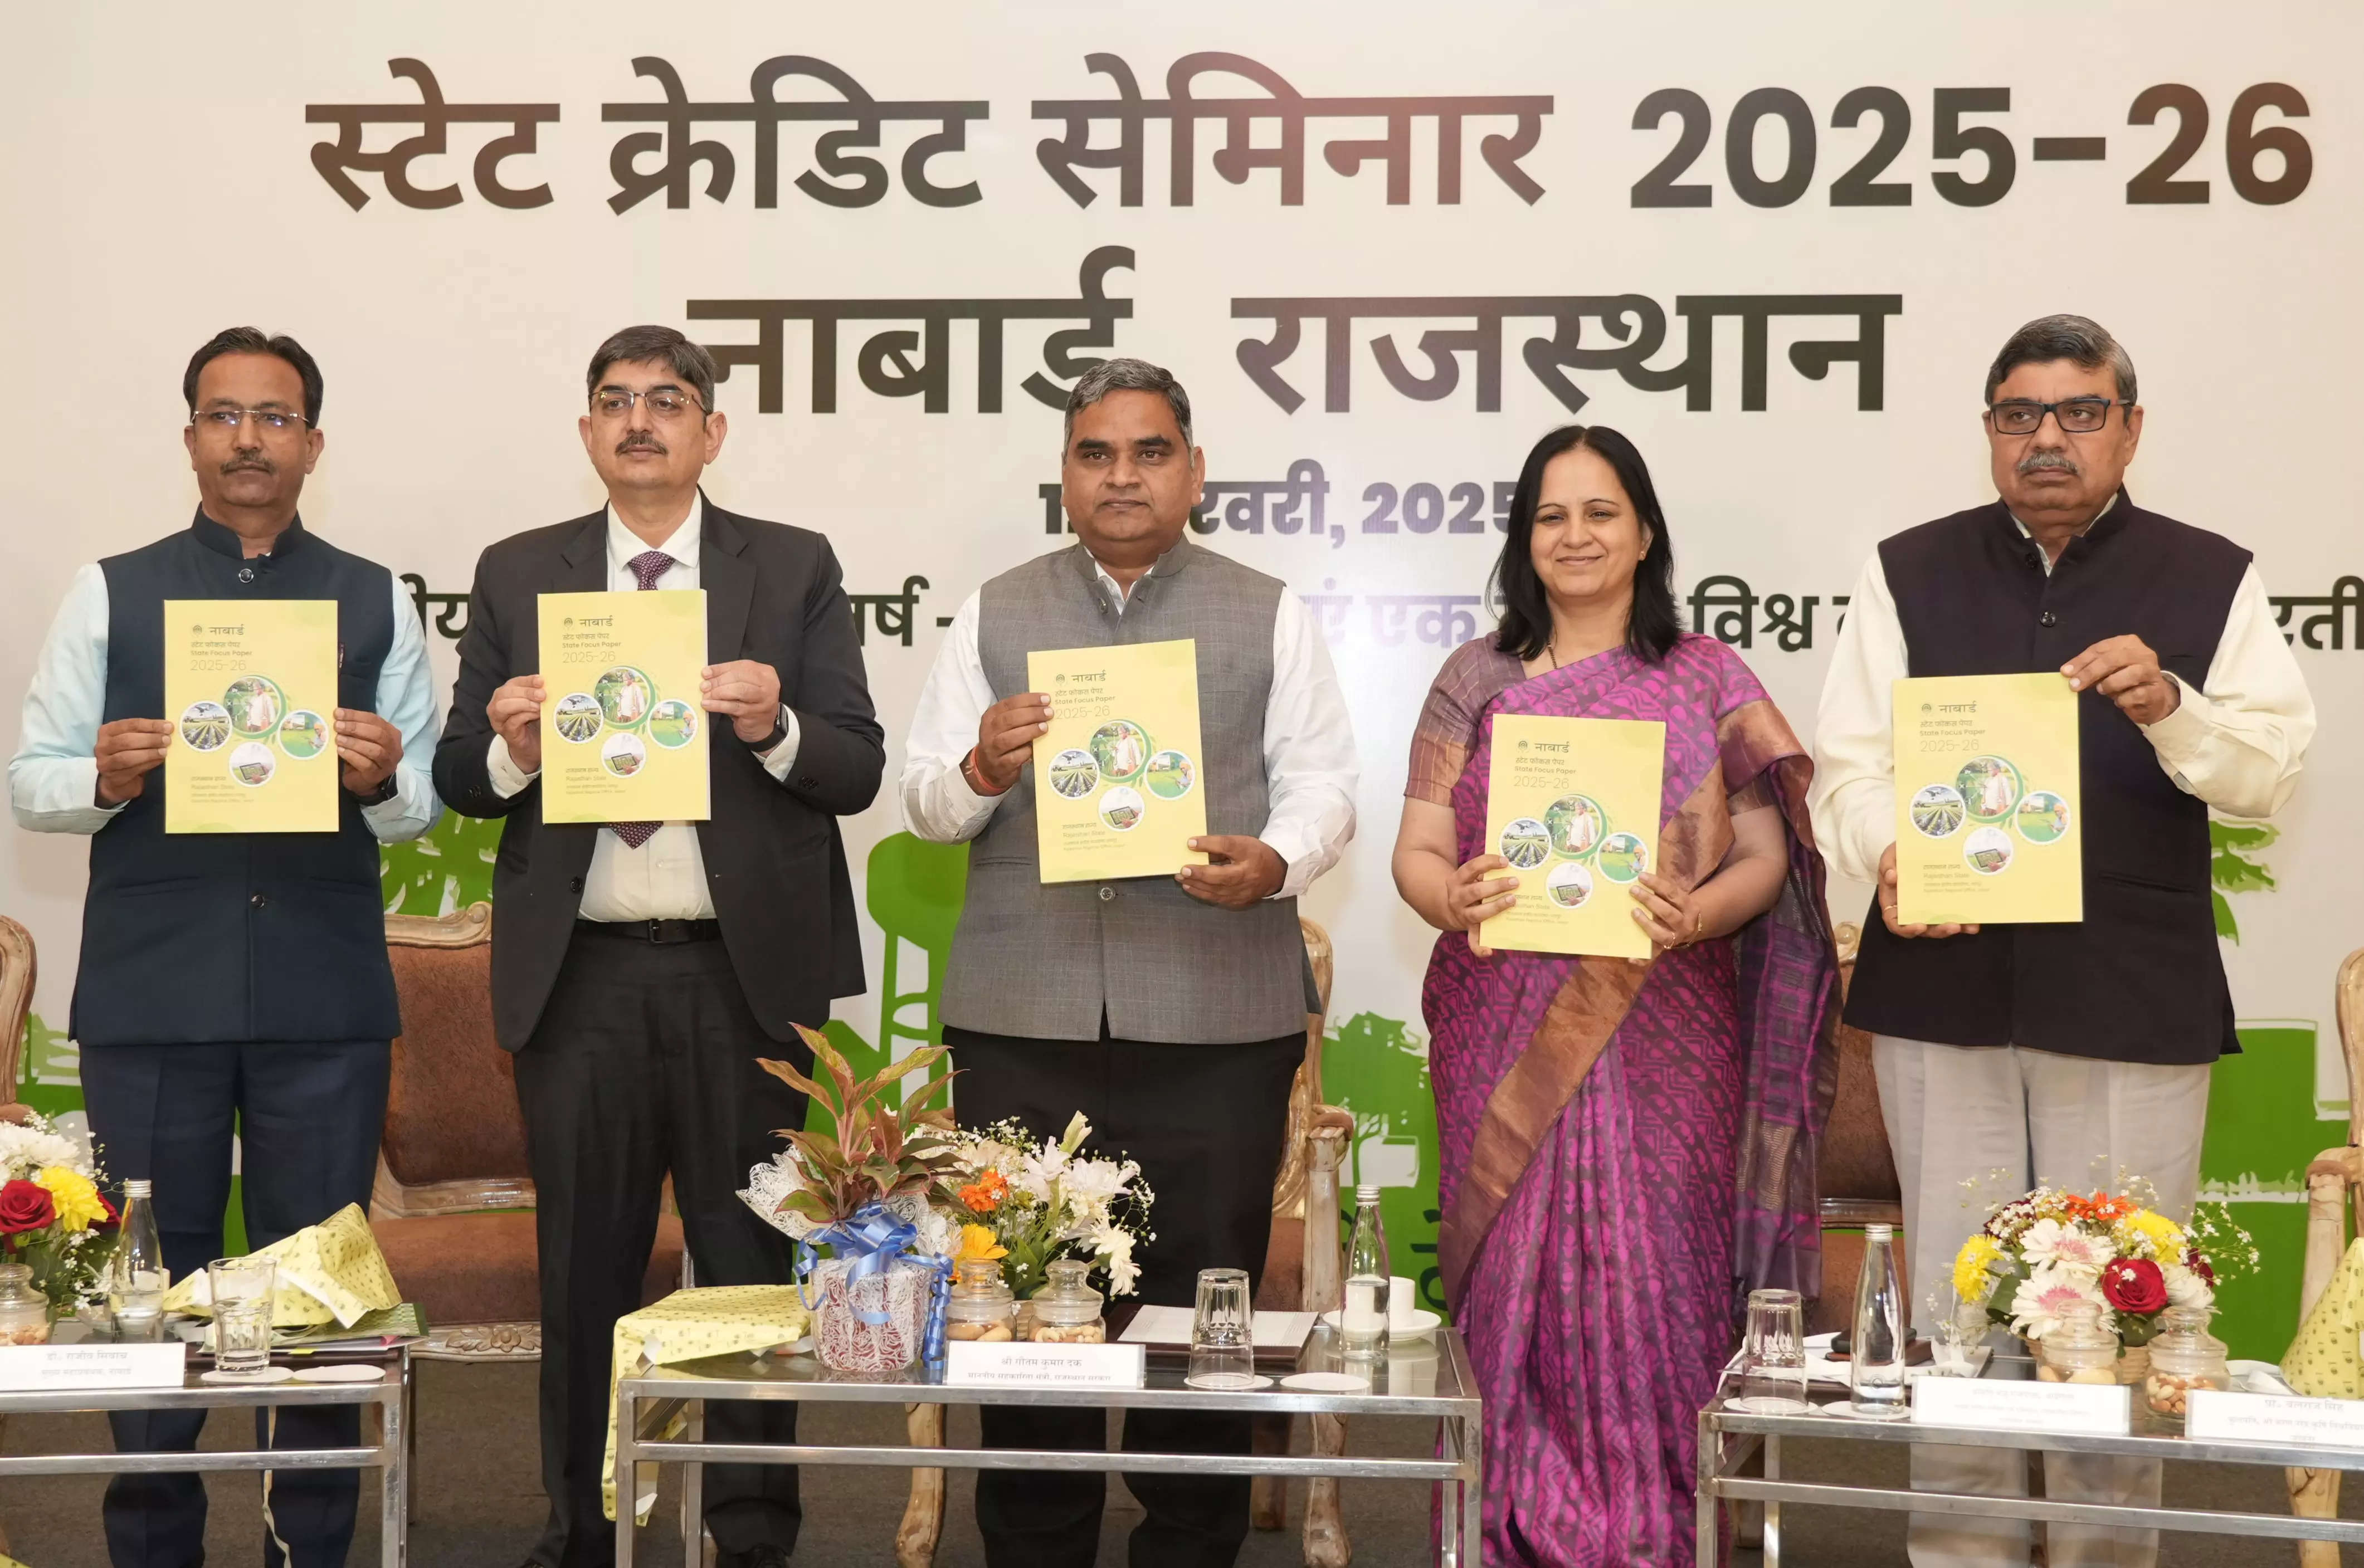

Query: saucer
[1280,1371,1371,1393]
[1316,1308,1444,1343]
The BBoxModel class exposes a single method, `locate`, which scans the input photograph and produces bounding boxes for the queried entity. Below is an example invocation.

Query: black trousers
[946,1023,1303,1568]
[513,929,815,1568]
[79,1039,392,1568]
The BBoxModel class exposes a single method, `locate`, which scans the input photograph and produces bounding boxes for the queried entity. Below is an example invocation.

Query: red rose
[0,1180,56,1235]
[2184,1249,2217,1287]
[2101,1257,2167,1315]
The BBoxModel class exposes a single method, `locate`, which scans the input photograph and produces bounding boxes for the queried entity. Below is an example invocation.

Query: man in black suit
[433,325,882,1568]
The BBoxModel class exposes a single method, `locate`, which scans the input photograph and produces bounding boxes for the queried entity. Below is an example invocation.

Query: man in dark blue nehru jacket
[8,327,442,1568]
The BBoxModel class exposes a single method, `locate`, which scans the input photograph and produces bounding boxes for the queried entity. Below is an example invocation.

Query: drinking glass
[208,1256,277,1376]
[1928,1286,1991,1376]
[1733,1287,1809,1413]
[1187,1267,1256,1390]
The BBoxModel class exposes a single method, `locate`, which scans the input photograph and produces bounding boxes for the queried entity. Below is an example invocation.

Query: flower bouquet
[0,1112,116,1337]
[948,1113,1154,1311]
[1952,1185,2258,1360]
[737,1025,966,1374]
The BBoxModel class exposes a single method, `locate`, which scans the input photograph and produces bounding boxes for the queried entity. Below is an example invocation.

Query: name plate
[1912,1374,2129,1436]
[0,1341,187,1391]
[2187,1390,2364,1448]
[944,1341,1146,1390]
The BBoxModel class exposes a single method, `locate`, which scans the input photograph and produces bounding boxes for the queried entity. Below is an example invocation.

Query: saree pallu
[1414,635,1838,1566]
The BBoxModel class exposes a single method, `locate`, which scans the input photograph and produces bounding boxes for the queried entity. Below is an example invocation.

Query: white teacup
[1387,1276,1422,1328]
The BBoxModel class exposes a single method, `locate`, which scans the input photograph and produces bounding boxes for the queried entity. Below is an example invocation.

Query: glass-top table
[1698,1350,2364,1565]
[613,1321,1482,1566]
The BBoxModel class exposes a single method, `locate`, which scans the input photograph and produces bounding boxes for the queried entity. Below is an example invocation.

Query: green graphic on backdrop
[1321,1012,1444,1313]
[2211,819,2279,943]
[2200,1021,2317,1360]
[382,809,503,916]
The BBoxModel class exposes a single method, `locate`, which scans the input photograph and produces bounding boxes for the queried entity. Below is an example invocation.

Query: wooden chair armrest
[2300,1146,2362,1323]
[0,1105,32,1126]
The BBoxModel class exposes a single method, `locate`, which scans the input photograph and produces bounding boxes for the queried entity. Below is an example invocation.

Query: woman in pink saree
[1392,426,1839,1565]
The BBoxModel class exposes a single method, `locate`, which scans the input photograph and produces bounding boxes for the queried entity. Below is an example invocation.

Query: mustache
[2016,449,2080,477]
[219,456,275,476]
[616,435,667,456]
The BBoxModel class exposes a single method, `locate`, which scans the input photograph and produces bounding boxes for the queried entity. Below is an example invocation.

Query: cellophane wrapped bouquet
[1952,1183,2258,1346]
[948,1113,1154,1306]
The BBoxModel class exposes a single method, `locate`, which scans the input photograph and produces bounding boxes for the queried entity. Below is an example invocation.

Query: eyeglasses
[189,407,309,435]
[590,389,705,421]
[1985,398,2129,436]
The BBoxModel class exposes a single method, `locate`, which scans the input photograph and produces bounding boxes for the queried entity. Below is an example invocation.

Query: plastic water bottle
[1342,1185,1391,1356]
[1850,1222,1909,1419]
[108,1180,168,1340]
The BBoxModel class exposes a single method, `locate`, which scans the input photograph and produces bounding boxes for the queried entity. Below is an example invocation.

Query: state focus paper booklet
[164,599,339,834]
[1478,714,1665,960]
[1029,638,1210,883]
[1892,672,2082,925]
[536,590,710,824]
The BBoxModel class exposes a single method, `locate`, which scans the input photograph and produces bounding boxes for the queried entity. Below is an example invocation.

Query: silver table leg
[615,1388,637,1568]
[1695,1411,1719,1568]
[683,1402,707,1567]
[1763,1433,1781,1567]
[1460,1408,1483,1566]
[380,1379,406,1568]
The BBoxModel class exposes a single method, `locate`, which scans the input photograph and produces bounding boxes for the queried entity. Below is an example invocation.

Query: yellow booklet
[1029,639,1210,883]
[164,599,339,834]
[1478,715,1665,959]
[1892,672,2082,925]
[537,590,711,824]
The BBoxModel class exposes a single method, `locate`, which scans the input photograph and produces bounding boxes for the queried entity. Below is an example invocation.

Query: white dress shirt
[900,553,1359,898]
[1809,512,2317,887]
[486,498,802,921]
[11,563,442,841]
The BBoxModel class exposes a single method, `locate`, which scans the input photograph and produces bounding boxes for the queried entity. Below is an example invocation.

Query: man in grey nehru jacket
[901,358,1358,1568]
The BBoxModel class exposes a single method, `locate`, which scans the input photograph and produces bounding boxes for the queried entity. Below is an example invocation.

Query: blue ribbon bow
[795,1203,939,1327]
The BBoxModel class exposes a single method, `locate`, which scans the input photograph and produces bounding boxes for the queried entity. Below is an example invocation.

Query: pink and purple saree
[1411,633,1839,1566]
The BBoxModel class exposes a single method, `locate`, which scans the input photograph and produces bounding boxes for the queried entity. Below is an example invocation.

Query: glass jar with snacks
[2142,1307,2230,1428]
[1029,1258,1107,1345]
[2035,1300,2119,1385]
[945,1258,1016,1344]
[0,1263,51,1346]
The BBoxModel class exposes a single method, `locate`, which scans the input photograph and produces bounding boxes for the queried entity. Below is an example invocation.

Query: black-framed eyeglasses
[190,407,309,435]
[590,388,705,421]
[1985,398,2129,436]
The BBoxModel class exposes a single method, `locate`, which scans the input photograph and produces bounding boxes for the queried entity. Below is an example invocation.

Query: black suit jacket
[432,497,883,1051]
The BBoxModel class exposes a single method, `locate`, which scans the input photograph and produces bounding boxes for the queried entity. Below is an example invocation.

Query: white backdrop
[4,1,2356,1335]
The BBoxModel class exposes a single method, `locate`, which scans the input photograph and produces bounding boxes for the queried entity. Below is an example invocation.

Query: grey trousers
[1873,1035,2211,1568]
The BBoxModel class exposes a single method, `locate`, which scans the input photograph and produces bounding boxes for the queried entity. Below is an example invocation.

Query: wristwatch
[743,710,790,755]
[356,774,399,807]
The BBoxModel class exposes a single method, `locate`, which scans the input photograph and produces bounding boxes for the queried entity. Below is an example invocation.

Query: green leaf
[759,1057,840,1118]
[2211,890,2239,944]
[2210,851,2275,896]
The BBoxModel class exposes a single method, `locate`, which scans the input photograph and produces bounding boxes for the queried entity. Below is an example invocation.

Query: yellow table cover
[158,1203,402,1329]
[2284,1235,2364,1399]
[603,1286,812,1522]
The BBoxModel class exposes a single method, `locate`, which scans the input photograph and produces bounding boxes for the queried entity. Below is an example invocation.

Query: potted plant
[738,1024,965,1374]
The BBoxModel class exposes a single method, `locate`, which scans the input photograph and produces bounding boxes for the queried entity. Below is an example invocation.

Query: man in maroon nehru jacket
[1811,314,2315,1568]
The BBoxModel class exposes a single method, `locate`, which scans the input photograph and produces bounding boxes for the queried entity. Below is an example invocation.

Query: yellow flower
[2118,1209,2186,1260]
[35,1166,106,1234]
[954,1224,1007,1263]
[1953,1235,2004,1301]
